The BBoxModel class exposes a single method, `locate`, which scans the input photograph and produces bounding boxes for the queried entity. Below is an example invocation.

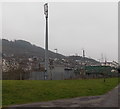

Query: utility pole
[83,49,85,58]
[104,56,107,82]
[44,3,49,80]
[101,53,104,62]
[83,49,86,78]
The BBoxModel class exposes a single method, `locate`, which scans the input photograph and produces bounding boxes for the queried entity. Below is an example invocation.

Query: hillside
[2,39,64,59]
[68,55,100,64]
[1,39,100,64]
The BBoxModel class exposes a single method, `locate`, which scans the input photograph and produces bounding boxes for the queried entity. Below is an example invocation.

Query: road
[5,84,120,108]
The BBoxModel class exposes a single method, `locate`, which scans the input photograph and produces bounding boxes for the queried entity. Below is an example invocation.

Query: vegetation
[2,78,119,106]
[2,39,64,59]
[2,68,30,80]
[85,66,117,75]
[2,39,99,63]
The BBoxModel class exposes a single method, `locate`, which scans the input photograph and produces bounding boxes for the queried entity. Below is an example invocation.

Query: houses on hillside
[101,61,119,68]
[2,54,119,80]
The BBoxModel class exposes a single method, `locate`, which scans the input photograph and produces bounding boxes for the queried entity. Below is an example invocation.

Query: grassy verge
[2,78,119,106]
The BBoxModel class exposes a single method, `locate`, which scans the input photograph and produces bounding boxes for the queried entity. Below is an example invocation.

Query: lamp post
[54,48,58,60]
[54,48,58,54]
[44,3,48,80]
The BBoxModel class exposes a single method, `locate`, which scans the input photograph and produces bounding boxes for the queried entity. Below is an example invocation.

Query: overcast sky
[2,2,118,62]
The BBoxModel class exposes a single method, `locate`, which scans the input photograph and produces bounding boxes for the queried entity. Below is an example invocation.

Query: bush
[2,68,30,80]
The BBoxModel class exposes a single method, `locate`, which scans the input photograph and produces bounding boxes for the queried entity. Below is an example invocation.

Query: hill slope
[1,39,100,64]
[2,39,64,59]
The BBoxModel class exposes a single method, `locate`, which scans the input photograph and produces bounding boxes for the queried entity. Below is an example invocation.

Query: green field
[2,78,119,106]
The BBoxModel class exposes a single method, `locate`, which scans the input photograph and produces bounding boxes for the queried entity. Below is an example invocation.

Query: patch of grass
[2,78,119,106]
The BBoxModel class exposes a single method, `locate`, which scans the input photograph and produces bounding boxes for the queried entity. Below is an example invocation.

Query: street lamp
[54,49,58,54]
[44,3,48,18]
[44,3,48,80]
[54,48,58,60]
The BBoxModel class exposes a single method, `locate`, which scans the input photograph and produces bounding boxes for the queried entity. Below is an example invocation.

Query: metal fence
[30,70,75,80]
[2,66,118,80]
